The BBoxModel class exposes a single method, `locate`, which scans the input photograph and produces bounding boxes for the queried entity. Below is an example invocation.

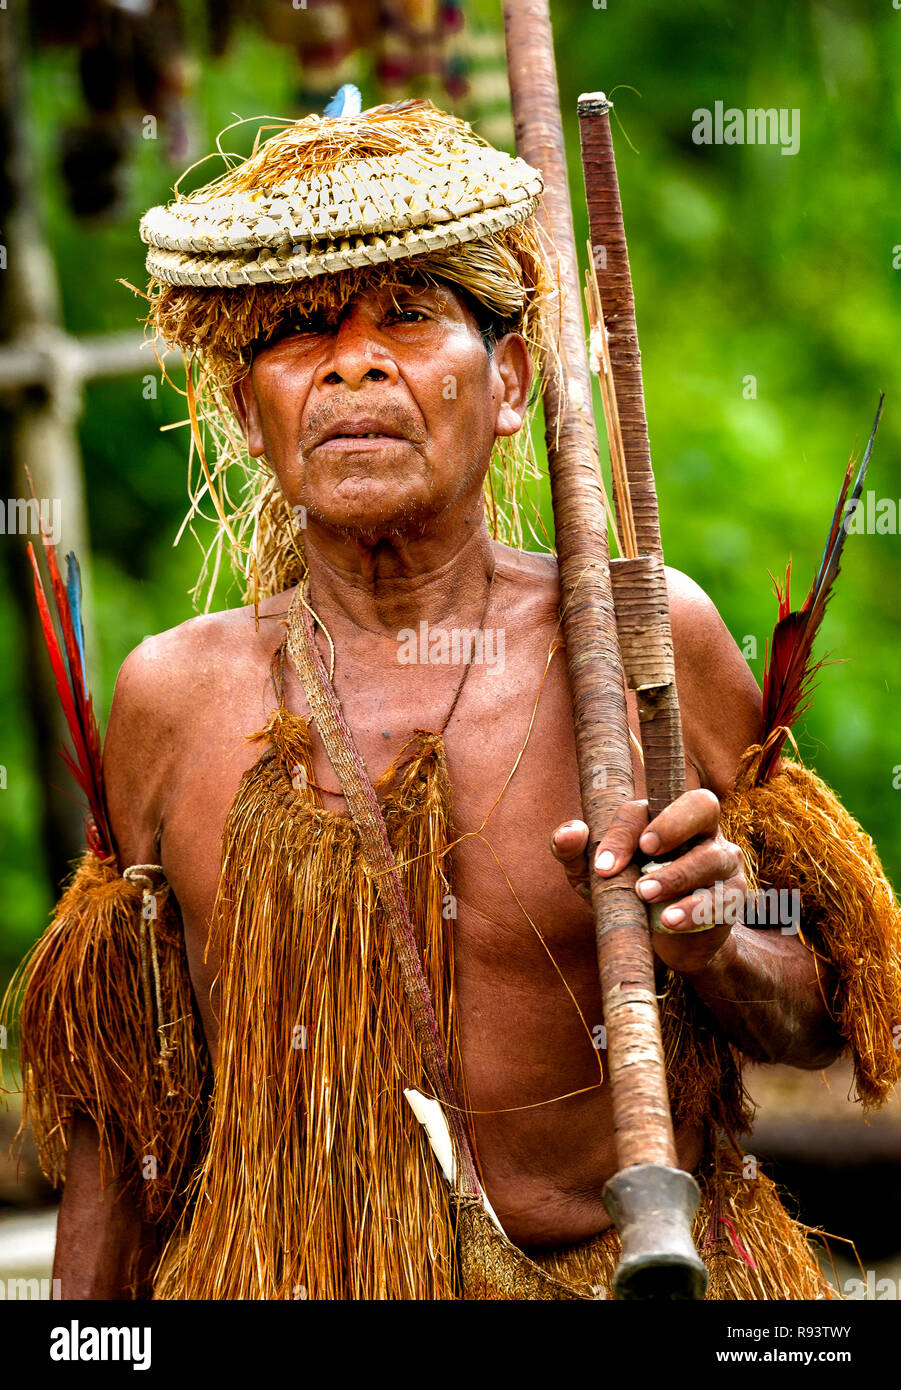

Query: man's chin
[303,496,434,544]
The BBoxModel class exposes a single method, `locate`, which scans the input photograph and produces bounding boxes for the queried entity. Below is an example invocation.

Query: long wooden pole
[579,94,686,823]
[502,0,706,1298]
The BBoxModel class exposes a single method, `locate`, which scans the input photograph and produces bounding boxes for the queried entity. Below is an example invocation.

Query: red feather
[758,397,884,782]
[27,535,114,861]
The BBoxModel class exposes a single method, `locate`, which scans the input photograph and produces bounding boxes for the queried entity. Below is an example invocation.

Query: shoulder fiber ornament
[140,102,543,288]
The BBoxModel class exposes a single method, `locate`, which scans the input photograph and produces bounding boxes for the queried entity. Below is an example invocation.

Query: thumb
[550,820,592,901]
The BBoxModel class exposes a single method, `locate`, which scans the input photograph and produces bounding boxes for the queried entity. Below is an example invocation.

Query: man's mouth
[315,417,407,446]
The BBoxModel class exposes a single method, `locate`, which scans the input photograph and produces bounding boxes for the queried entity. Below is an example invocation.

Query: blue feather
[324,84,363,118]
[65,552,88,696]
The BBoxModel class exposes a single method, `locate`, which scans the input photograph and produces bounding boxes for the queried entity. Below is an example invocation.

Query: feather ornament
[27,524,113,861]
[323,84,363,118]
[757,396,884,783]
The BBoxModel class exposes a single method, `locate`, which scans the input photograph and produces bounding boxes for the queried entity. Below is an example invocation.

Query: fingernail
[595,850,615,872]
[640,831,661,854]
[637,878,660,901]
[661,906,685,927]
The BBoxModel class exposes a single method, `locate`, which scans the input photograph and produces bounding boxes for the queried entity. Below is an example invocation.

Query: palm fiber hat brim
[140,108,543,288]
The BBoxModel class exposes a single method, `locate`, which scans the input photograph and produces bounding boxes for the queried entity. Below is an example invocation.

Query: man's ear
[229,371,266,458]
[491,334,533,438]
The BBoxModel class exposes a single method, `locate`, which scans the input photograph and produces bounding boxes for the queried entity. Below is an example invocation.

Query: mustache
[302,398,424,449]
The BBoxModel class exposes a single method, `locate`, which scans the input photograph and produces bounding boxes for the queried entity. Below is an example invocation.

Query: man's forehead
[289,275,461,317]
[248,272,481,356]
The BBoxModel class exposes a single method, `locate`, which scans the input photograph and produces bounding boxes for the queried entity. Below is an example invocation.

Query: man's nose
[314,313,399,390]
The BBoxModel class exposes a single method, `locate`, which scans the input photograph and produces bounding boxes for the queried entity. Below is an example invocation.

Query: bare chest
[156,610,711,1245]
[159,615,609,1055]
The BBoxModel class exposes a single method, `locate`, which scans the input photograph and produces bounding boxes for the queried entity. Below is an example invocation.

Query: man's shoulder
[105,588,296,769]
[486,547,746,650]
[664,564,754,677]
[491,540,558,582]
[490,541,560,618]
[489,547,735,639]
[487,546,738,639]
[664,565,721,640]
[102,589,296,857]
[663,566,763,792]
[488,546,733,615]
[116,588,294,699]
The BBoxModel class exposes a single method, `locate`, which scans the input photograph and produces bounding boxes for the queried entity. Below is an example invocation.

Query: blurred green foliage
[2,0,899,973]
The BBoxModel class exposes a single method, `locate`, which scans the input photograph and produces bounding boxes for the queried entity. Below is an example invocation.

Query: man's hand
[550,788,746,973]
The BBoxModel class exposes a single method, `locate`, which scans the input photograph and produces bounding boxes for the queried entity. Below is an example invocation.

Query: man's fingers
[550,820,590,862]
[635,838,744,904]
[638,788,720,857]
[655,873,747,931]
[593,800,649,875]
[550,820,592,902]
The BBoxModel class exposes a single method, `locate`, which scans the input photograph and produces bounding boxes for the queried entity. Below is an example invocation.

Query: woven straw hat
[140,107,543,289]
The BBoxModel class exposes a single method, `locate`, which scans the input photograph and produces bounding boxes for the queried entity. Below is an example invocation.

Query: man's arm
[53,1115,157,1299]
[661,568,843,1067]
[676,920,842,1069]
[53,643,171,1299]
[601,787,844,1069]
[551,568,845,1070]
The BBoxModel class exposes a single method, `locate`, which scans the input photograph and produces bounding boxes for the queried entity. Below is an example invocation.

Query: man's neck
[301,518,497,639]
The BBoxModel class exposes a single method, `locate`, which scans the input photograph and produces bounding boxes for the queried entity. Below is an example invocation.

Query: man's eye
[285,319,327,335]
[388,308,427,324]
[270,315,331,340]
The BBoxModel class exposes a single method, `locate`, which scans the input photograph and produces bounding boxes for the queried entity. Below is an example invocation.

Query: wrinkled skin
[54,280,842,1296]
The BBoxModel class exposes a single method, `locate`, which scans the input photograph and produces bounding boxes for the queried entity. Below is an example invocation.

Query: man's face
[232,279,531,542]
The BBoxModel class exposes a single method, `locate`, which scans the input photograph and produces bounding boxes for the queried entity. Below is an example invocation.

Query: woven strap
[285,582,480,1198]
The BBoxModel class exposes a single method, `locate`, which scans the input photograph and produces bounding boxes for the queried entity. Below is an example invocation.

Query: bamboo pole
[0,332,178,393]
[502,0,706,1298]
[579,94,686,820]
